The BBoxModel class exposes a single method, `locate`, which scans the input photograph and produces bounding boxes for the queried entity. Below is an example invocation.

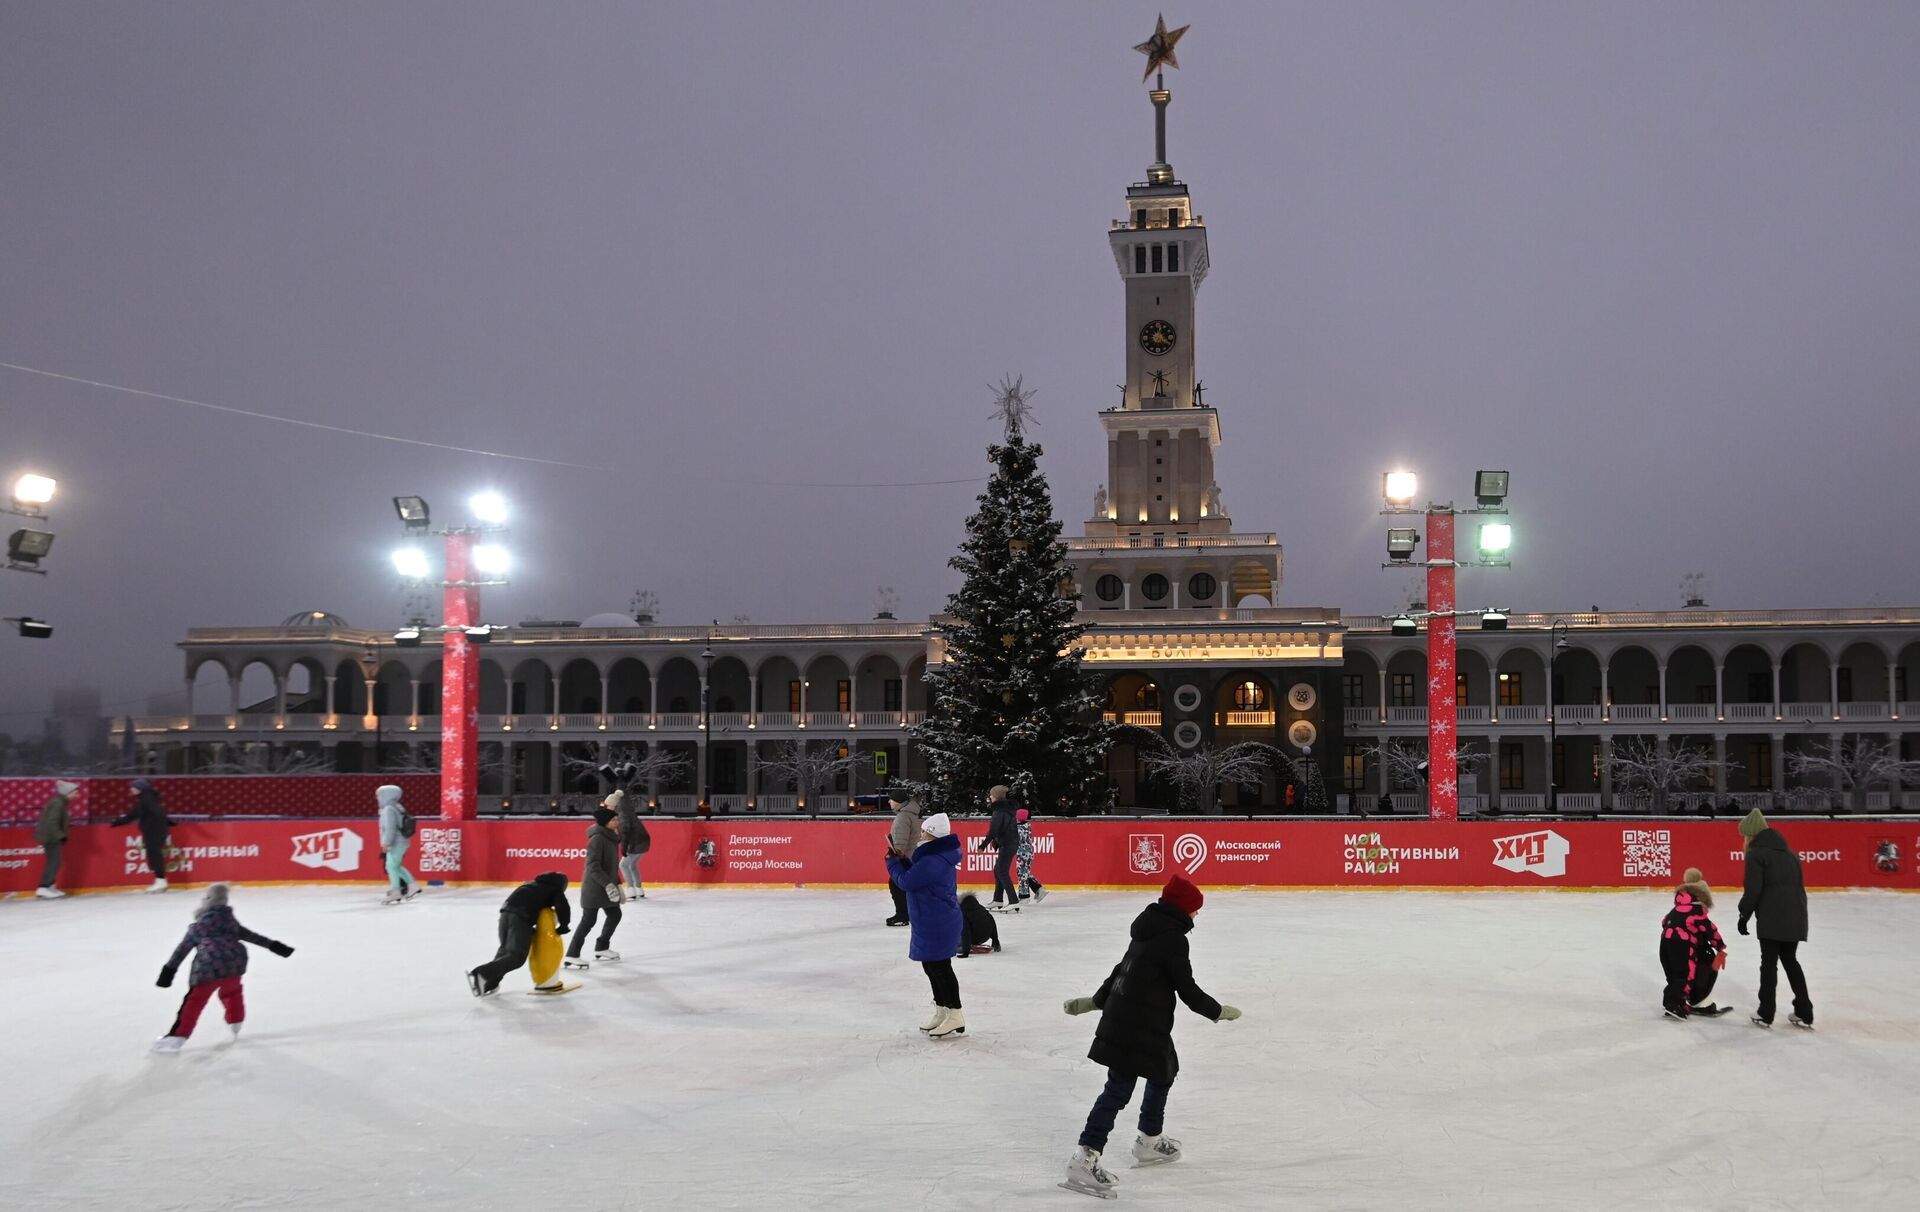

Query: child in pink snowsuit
[1659,867,1727,1018]
[153,883,294,1052]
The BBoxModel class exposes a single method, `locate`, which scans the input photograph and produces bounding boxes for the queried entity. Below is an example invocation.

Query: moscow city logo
[1492,829,1570,879]
[291,828,364,874]
[1129,834,1165,875]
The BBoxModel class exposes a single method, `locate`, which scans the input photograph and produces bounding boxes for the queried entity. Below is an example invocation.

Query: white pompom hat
[922,812,952,838]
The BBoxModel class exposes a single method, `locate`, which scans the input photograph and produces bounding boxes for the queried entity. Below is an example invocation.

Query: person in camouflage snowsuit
[1015,806,1046,902]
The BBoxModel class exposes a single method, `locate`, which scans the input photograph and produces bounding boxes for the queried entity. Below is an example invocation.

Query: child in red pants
[153,883,294,1053]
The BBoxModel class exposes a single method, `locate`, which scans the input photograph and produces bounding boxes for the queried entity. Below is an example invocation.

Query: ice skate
[1689,1003,1733,1017]
[1789,1015,1815,1031]
[150,1035,186,1054]
[1032,886,1048,903]
[593,949,621,963]
[467,970,497,998]
[885,916,908,927]
[382,891,403,905]
[34,886,64,899]
[928,1008,966,1039]
[145,878,169,893]
[564,956,591,970]
[919,1005,947,1032]
[227,1024,243,1042]
[401,884,424,902]
[1060,1146,1118,1199]
[1750,1014,1772,1028]
[1131,1133,1183,1167]
[1662,1007,1688,1021]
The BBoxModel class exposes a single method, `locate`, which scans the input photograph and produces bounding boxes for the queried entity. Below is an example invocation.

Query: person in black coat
[111,778,174,891]
[1060,876,1242,1197]
[566,809,624,968]
[956,892,1001,957]
[468,872,571,997]
[1736,809,1814,1028]
[975,785,1021,908]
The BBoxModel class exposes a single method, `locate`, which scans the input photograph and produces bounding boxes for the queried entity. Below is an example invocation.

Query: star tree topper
[991,374,1038,439]
[1134,13,1190,82]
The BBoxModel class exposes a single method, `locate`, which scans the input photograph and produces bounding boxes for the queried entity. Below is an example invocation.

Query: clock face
[1139,319,1177,356]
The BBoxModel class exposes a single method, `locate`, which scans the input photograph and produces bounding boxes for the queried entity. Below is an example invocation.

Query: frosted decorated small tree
[911,378,1111,816]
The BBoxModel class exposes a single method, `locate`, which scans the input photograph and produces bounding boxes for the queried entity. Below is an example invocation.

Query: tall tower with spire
[1076,17,1281,609]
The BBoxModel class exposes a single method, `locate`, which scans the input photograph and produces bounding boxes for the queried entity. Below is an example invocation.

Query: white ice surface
[3,886,1917,1211]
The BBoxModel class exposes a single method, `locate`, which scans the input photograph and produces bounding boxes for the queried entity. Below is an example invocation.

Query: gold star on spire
[1133,13,1190,82]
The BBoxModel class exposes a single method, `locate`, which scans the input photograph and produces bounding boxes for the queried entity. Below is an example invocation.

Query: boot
[145,878,169,893]
[593,949,621,963]
[928,1008,966,1039]
[1131,1133,1183,1166]
[564,956,591,970]
[35,886,64,899]
[382,891,403,906]
[151,1035,186,1054]
[919,1005,947,1033]
[1061,1146,1118,1199]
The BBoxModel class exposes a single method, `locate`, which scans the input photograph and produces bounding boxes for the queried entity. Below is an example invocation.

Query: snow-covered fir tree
[912,378,1112,816]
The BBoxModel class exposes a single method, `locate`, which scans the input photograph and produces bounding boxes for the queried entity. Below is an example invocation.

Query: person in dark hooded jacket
[1658,869,1727,1019]
[468,872,571,997]
[152,883,293,1053]
[566,808,625,969]
[974,785,1021,908]
[1736,809,1813,1028]
[1060,875,1242,1199]
[111,777,173,891]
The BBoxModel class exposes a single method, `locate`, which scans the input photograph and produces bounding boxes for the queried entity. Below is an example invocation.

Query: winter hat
[54,780,78,796]
[1161,875,1205,917]
[988,785,1010,801]
[1738,807,1769,839]
[1016,807,1030,823]
[593,807,617,827]
[603,789,626,810]
[197,882,231,917]
[922,812,953,838]
[1680,866,1713,910]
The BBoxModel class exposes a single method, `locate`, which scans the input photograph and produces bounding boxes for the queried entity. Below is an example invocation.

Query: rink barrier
[0,774,437,826]
[4,817,1916,896]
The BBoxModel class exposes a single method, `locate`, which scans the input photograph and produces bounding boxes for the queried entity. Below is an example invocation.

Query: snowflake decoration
[1434,719,1452,737]
[1436,777,1457,797]
[1429,675,1443,692]
[1439,622,1456,642]
[1436,656,1453,672]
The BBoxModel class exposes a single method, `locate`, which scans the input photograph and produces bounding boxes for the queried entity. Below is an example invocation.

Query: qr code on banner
[1622,828,1672,878]
[417,827,462,874]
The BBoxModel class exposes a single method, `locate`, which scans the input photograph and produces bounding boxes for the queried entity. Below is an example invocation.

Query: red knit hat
[1161,875,1204,917]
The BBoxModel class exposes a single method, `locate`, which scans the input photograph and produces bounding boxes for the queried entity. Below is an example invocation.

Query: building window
[1837,667,1852,701]
[1167,243,1179,272]
[1747,672,1770,702]
[836,680,851,713]
[1135,209,1147,229]
[1500,742,1525,791]
[1140,574,1170,601]
[1134,245,1146,273]
[1232,681,1267,710]
[669,696,689,713]
[714,749,737,794]
[1186,572,1216,600]
[1746,739,1773,788]
[1095,574,1124,602]
[1133,683,1160,709]
[1552,741,1566,790]
[1169,207,1182,227]
[788,680,802,713]
[1498,672,1523,707]
[1151,245,1163,273]
[1342,673,1364,708]
[1391,673,1416,708]
[1343,742,1367,792]
[1456,672,1469,704]
[883,679,902,711]
[1899,668,1909,700]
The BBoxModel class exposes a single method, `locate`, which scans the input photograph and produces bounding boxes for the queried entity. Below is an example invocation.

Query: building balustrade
[1219,710,1276,726]
[1498,705,1546,723]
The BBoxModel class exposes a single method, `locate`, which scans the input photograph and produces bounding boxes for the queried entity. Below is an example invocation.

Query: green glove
[1063,996,1097,1016]
[1217,1005,1242,1021]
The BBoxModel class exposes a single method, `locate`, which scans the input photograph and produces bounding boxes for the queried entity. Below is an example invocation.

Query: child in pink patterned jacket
[1659,867,1728,1019]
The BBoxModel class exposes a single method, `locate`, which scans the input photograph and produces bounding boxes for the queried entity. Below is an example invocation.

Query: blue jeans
[1078,1068,1171,1151]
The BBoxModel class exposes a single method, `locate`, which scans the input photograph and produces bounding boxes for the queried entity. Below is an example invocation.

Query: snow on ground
[3,885,1917,1211]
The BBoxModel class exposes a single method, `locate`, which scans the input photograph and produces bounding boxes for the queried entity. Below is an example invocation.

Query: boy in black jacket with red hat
[1059,875,1242,1200]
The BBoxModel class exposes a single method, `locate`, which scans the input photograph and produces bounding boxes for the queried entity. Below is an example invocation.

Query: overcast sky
[4,1,1917,728]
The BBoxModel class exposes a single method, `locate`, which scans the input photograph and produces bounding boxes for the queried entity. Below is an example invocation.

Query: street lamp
[1383,471,1418,507]
[6,616,53,639]
[1549,620,1570,811]
[699,636,716,813]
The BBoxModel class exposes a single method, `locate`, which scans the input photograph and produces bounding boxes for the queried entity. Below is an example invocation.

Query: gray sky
[4,1,1918,727]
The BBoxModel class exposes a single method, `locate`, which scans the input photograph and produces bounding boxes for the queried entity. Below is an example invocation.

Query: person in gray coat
[35,780,78,898]
[611,789,650,900]
[566,807,625,968]
[885,792,923,927]
[376,784,420,904]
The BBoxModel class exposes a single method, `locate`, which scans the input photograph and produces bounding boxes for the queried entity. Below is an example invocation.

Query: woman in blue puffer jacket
[884,812,965,1039]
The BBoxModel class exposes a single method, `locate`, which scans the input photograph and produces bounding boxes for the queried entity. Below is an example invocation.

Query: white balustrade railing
[1457,706,1490,724]
[757,712,799,728]
[1557,793,1602,812]
[757,794,798,812]
[1781,702,1829,720]
[1390,793,1425,812]
[1901,703,1920,719]
[1345,707,1378,726]
[1668,704,1715,721]
[1387,707,1426,725]
[806,712,848,729]
[1865,791,1891,810]
[1903,791,1920,811]
[901,711,926,725]
[1611,705,1659,723]
[710,712,749,729]
[712,794,748,813]
[1556,705,1602,723]
[1123,711,1163,726]
[856,711,898,727]
[657,713,700,729]
[1499,705,1546,722]
[608,713,649,729]
[1839,702,1887,720]
[560,714,599,729]
[1502,793,1547,812]
[658,794,698,814]
[1220,710,1275,726]
[810,794,850,814]
[1726,703,1772,720]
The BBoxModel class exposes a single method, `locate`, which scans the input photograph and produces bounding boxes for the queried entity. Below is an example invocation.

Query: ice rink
[3,884,1917,1211]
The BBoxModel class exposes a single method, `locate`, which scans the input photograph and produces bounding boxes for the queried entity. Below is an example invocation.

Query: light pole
[388,493,510,820]
[1549,620,1569,811]
[699,635,715,814]
[1381,470,1511,821]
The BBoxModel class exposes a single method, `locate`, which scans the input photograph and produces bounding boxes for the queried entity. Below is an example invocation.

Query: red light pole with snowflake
[1382,472,1511,821]
[390,494,510,821]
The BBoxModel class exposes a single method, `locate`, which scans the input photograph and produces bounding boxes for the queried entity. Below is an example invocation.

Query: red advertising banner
[4,818,1916,896]
[0,775,438,826]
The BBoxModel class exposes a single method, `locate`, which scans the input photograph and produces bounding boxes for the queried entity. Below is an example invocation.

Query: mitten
[156,965,177,989]
[1736,915,1750,936]
[1063,996,1097,1015]
[1712,951,1728,971]
[1217,1005,1243,1021]
[267,941,294,958]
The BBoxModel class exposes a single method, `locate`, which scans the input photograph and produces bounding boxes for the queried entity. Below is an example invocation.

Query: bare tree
[1361,740,1487,794]
[1786,736,1920,813]
[757,739,867,814]
[201,746,332,776]
[562,744,691,794]
[1604,737,1726,813]
[1141,742,1286,815]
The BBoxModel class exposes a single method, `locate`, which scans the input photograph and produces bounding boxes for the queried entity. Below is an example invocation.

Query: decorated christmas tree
[912,379,1112,816]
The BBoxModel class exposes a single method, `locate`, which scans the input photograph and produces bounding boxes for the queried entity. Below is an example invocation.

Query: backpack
[398,810,417,839]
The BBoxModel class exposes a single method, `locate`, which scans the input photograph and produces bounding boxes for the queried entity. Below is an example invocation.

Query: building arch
[1604,645,1660,706]
[1665,644,1717,710]
[237,659,279,715]
[1778,642,1831,706]
[801,655,852,712]
[374,661,412,717]
[1227,560,1274,607]
[607,658,650,714]
[709,656,751,714]
[1836,640,1890,703]
[655,657,702,715]
[1722,644,1773,706]
[478,659,508,715]
[558,658,602,713]
[507,659,554,715]
[755,656,802,712]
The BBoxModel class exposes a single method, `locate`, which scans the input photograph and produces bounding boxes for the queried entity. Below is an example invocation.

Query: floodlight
[7,616,53,639]
[1383,470,1419,507]
[393,495,431,531]
[8,528,54,565]
[469,491,509,525]
[1387,528,1420,562]
[1474,470,1509,507]
[12,474,56,507]
[464,625,494,643]
[394,626,423,648]
[392,546,431,580]
[471,544,510,576]
[1390,614,1419,637]
[1477,522,1512,557]
[1480,610,1509,631]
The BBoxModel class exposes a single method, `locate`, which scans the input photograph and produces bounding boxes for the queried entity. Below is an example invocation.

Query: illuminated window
[1133,683,1160,710]
[1391,673,1416,708]
[1500,743,1525,791]
[787,680,802,713]
[1498,673,1523,707]
[836,680,851,713]
[1232,681,1268,710]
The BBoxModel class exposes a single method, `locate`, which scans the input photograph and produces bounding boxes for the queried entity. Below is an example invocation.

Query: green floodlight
[1477,522,1512,557]
[1475,470,1509,507]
